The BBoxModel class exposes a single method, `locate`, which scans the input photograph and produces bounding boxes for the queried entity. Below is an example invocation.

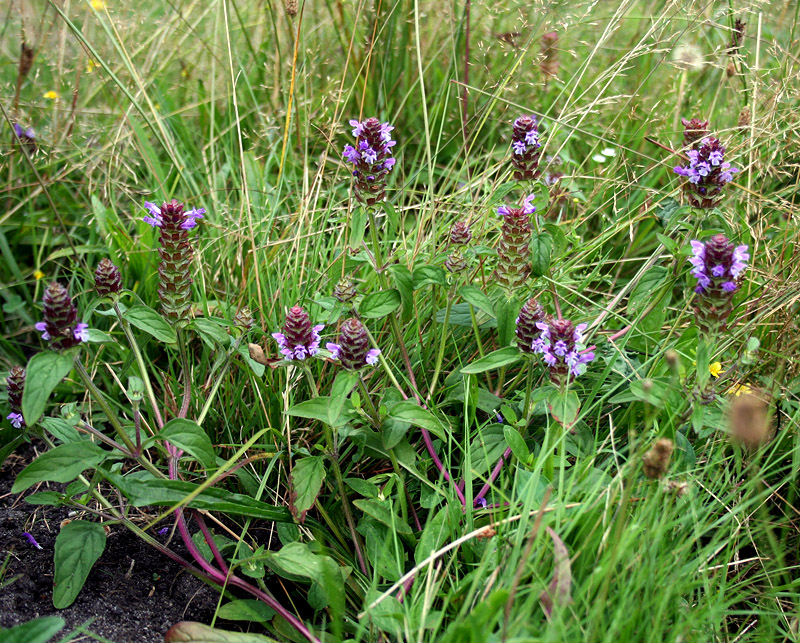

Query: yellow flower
[708,362,722,378]
[43,91,59,100]
[86,59,98,73]
[729,383,752,397]
[33,270,45,280]
[91,0,105,9]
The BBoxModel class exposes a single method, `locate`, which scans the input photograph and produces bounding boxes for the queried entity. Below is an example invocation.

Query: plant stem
[177,328,192,419]
[428,293,454,400]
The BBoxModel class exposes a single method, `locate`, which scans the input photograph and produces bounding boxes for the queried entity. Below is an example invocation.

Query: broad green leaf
[436,302,496,328]
[39,417,82,443]
[191,318,230,347]
[627,267,668,315]
[458,285,495,317]
[1,616,65,643]
[543,223,568,256]
[359,289,401,319]
[656,233,678,254]
[165,621,278,642]
[289,456,326,523]
[215,600,276,623]
[104,473,292,522]
[22,351,74,426]
[25,491,65,506]
[287,397,332,423]
[412,265,447,289]
[123,305,177,344]
[389,265,414,322]
[461,347,521,374]
[0,434,25,468]
[349,208,366,250]
[504,425,530,462]
[415,506,453,563]
[546,389,580,428]
[530,231,553,277]
[353,499,413,534]
[470,424,506,474]
[12,441,107,493]
[329,370,359,424]
[389,402,450,441]
[159,418,216,468]
[53,521,107,608]
[86,329,114,343]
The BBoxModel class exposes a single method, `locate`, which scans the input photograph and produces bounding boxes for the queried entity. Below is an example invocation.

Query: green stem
[197,335,245,426]
[428,293,454,400]
[114,303,165,429]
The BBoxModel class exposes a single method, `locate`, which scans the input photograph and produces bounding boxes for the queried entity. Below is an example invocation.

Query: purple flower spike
[6,366,26,429]
[38,282,85,350]
[22,532,42,550]
[273,306,323,362]
[688,234,749,336]
[328,318,380,369]
[532,318,595,386]
[510,115,542,180]
[343,117,397,206]
[673,125,738,209]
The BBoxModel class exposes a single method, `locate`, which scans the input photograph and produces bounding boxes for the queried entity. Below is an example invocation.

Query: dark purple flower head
[674,135,737,209]
[143,201,205,230]
[36,282,88,350]
[689,235,749,295]
[272,305,324,361]
[343,117,396,206]
[327,318,380,369]
[680,118,709,147]
[511,116,542,180]
[532,318,594,385]
[11,122,37,153]
[494,195,535,290]
[95,258,122,297]
[6,365,25,429]
[449,221,472,246]
[515,298,546,353]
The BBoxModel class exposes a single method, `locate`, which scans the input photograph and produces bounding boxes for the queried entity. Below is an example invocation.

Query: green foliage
[53,521,107,608]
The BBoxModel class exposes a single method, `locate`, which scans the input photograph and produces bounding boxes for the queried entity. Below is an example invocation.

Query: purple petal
[326,343,341,359]
[73,322,90,342]
[365,348,381,365]
[22,532,42,550]
[7,412,24,429]
[35,321,50,341]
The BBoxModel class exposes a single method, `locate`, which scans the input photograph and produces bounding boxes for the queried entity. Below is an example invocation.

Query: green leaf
[461,347,521,374]
[458,285,495,317]
[353,499,413,534]
[504,425,530,462]
[39,417,82,444]
[104,473,292,522]
[543,223,568,256]
[165,621,279,642]
[412,265,447,289]
[656,232,678,254]
[86,329,114,343]
[123,305,177,344]
[359,289,401,319]
[349,208,367,250]
[627,267,668,315]
[289,456,326,523]
[1,616,65,643]
[25,491,65,506]
[215,600,276,623]
[191,318,230,347]
[530,231,553,277]
[53,521,107,608]
[12,442,107,493]
[159,418,216,468]
[329,370,359,424]
[22,351,74,426]
[388,265,414,322]
[415,506,453,563]
[389,402,450,441]
[655,197,682,227]
[547,389,580,428]
[287,397,332,424]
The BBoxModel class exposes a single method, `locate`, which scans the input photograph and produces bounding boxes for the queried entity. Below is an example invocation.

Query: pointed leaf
[12,441,107,493]
[461,347,521,374]
[1,616,65,643]
[359,289,401,319]
[530,231,553,277]
[389,402,450,441]
[53,521,106,608]
[159,418,216,468]
[289,456,326,523]
[165,621,278,642]
[123,305,177,344]
[22,351,74,427]
[539,527,572,617]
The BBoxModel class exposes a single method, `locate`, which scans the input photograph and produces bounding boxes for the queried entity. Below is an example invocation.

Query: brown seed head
[729,392,770,450]
[643,438,674,479]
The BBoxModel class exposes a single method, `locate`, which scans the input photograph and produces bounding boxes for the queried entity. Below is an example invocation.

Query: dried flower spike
[6,366,26,429]
[689,235,749,335]
[494,194,535,291]
[343,118,396,206]
[143,199,205,322]
[674,126,738,209]
[35,282,88,350]
[272,305,323,361]
[728,19,746,55]
[445,248,467,273]
[540,31,559,79]
[532,318,595,386]
[515,298,546,353]
[327,318,380,369]
[511,116,542,181]
[95,258,122,297]
[643,438,674,479]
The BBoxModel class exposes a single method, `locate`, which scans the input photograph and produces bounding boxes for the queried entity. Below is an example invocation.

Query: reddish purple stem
[473,446,512,507]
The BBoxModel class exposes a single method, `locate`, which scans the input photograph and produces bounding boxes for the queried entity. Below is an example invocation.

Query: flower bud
[94,258,122,297]
[449,221,472,246]
[445,249,467,273]
[234,307,254,332]
[333,277,358,304]
[327,318,380,369]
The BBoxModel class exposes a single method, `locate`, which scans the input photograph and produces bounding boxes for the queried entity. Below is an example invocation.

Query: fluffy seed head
[643,438,674,479]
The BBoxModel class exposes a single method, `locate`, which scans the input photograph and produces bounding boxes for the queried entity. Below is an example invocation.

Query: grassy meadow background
[2,0,800,640]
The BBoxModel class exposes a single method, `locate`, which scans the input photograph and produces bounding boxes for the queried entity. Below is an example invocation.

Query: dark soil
[0,445,220,642]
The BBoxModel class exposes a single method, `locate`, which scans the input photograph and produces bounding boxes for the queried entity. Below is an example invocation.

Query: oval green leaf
[461,347,521,374]
[53,521,107,608]
[123,305,177,344]
[22,351,74,427]
[358,289,401,319]
[12,441,107,493]
[159,418,216,468]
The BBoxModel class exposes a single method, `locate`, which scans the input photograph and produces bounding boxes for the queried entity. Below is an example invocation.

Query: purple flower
[272,306,323,361]
[510,115,542,180]
[158,527,169,535]
[673,133,738,209]
[343,117,397,206]
[532,318,595,385]
[22,532,42,550]
[327,318,380,369]
[35,321,50,341]
[7,412,24,429]
[143,201,204,230]
[73,322,90,342]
